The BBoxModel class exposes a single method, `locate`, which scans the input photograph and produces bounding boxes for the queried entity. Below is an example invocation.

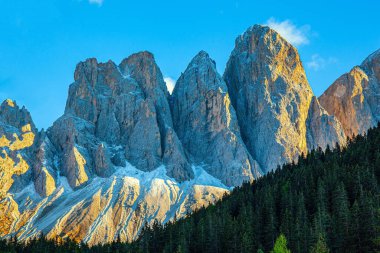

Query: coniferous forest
[1,125,380,253]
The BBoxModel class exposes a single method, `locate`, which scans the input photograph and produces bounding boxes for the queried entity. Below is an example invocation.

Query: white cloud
[306,54,338,71]
[265,18,310,46]
[164,77,176,94]
[88,0,103,6]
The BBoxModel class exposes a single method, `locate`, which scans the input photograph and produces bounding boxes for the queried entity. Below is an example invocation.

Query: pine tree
[310,234,330,253]
[270,234,291,253]
[330,182,350,251]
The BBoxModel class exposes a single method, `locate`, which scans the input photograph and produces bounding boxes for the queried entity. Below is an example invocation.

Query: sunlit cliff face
[0,112,36,237]
[0,27,377,246]
[0,122,35,197]
[0,83,230,245]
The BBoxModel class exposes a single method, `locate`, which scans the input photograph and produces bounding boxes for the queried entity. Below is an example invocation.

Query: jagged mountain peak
[223,23,345,173]
[224,24,313,172]
[189,50,212,63]
[184,51,218,75]
[0,24,376,246]
[172,51,261,186]
[0,99,36,133]
[361,48,380,80]
[2,98,16,108]
[119,51,170,98]
[173,51,220,93]
[234,24,300,60]
[319,47,380,137]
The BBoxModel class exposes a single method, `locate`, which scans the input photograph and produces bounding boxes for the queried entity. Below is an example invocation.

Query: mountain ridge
[0,24,379,245]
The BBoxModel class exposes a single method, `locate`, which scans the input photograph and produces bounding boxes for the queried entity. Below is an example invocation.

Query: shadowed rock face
[120,52,192,181]
[0,53,227,245]
[306,96,346,151]
[51,53,193,187]
[319,49,380,138]
[171,51,261,186]
[0,25,377,245]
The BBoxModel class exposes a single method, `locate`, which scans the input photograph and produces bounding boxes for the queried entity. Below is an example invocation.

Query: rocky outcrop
[306,96,346,150]
[224,25,347,172]
[119,52,192,181]
[0,99,37,133]
[0,97,228,245]
[319,49,380,137]
[48,116,94,188]
[1,25,377,246]
[224,25,314,172]
[51,53,192,185]
[33,131,57,197]
[0,100,36,197]
[172,51,261,186]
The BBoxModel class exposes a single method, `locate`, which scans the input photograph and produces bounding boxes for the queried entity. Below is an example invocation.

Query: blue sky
[1,0,379,129]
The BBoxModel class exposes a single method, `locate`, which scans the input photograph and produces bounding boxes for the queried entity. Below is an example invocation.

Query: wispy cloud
[306,54,338,71]
[164,77,176,94]
[265,18,310,46]
[88,0,104,6]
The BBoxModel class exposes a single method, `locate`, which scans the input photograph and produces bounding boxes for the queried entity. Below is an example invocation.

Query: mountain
[0,55,230,245]
[171,51,261,186]
[223,25,345,172]
[116,124,380,253]
[319,49,380,137]
[0,24,377,245]
[3,119,379,253]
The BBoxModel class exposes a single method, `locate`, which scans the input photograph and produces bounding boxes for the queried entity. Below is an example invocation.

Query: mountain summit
[224,25,345,172]
[171,51,261,186]
[0,24,377,245]
[319,49,380,137]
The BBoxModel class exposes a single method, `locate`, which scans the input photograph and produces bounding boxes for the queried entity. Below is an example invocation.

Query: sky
[1,0,379,129]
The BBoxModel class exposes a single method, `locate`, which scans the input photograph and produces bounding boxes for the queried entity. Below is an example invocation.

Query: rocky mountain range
[0,24,379,245]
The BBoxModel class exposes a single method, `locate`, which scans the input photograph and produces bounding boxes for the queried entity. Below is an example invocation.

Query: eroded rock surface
[172,51,261,186]
[1,27,378,246]
[51,53,192,186]
[224,25,312,172]
[319,50,380,137]
[306,96,346,150]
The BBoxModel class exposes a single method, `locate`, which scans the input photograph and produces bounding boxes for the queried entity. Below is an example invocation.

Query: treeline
[1,125,380,253]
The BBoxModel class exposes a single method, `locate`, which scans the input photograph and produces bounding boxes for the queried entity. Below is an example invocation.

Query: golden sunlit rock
[5,99,15,108]
[73,147,89,186]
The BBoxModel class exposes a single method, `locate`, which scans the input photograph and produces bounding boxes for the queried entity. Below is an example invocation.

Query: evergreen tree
[270,234,291,253]
[2,124,380,253]
[310,234,330,253]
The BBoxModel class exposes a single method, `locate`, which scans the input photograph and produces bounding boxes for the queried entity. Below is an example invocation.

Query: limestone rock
[306,96,346,150]
[319,49,380,137]
[172,51,261,186]
[33,131,57,197]
[162,128,193,182]
[0,99,37,133]
[62,54,192,181]
[2,28,374,246]
[94,143,114,177]
[0,100,36,197]
[224,25,314,172]
[2,166,229,246]
[120,52,193,180]
[48,115,94,188]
